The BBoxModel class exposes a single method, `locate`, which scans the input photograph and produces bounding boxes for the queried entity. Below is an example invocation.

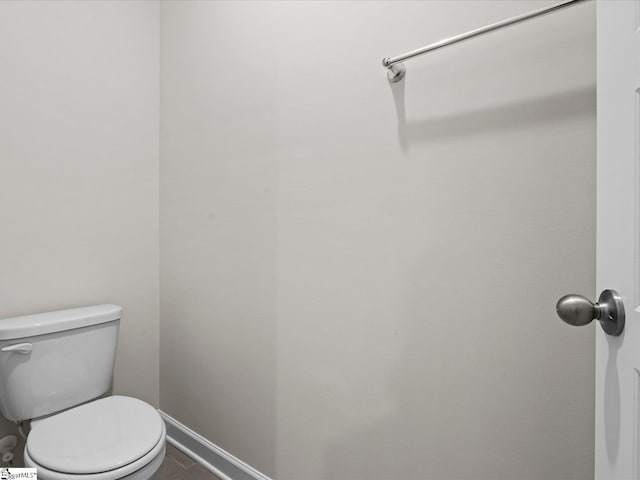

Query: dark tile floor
[155,444,222,480]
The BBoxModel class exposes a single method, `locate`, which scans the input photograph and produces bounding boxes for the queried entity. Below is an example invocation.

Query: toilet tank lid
[0,304,122,340]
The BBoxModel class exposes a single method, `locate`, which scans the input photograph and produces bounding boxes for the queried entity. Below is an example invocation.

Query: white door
[595,1,640,478]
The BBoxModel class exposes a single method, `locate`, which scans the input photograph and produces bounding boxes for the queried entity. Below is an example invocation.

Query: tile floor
[155,444,222,480]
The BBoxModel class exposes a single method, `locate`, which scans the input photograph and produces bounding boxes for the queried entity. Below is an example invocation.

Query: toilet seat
[24,396,166,480]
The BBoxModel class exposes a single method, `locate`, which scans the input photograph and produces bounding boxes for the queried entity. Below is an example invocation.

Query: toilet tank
[0,305,121,421]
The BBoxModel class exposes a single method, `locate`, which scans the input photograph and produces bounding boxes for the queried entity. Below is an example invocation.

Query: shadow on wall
[390,82,596,151]
[604,334,621,466]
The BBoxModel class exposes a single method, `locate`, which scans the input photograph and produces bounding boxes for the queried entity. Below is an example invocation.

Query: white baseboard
[158,411,272,480]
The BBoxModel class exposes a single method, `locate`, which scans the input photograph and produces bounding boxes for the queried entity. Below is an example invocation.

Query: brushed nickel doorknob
[556,289,625,336]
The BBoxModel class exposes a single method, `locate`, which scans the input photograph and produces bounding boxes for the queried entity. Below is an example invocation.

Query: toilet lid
[27,395,164,474]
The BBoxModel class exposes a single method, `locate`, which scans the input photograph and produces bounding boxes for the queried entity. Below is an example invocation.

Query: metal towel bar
[382,0,587,83]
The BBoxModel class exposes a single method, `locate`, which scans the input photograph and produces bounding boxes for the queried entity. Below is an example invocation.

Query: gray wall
[0,0,160,462]
[159,1,596,479]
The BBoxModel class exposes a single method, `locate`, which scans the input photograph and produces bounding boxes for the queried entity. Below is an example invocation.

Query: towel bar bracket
[386,62,406,83]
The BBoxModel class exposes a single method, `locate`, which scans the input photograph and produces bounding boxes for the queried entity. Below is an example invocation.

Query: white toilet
[0,305,165,479]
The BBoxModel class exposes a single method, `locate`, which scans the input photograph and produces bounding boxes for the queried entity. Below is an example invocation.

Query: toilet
[0,305,165,479]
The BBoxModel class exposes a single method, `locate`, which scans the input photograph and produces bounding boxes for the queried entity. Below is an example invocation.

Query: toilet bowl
[0,305,165,479]
[24,396,165,480]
